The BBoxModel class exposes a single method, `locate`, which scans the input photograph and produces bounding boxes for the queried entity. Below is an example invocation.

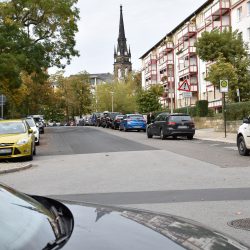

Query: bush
[174,106,196,117]
[226,101,250,120]
[196,100,208,117]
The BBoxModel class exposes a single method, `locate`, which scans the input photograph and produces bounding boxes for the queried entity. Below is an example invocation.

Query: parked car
[237,116,250,156]
[119,114,146,132]
[32,115,45,134]
[26,117,40,145]
[112,114,125,129]
[99,112,109,128]
[106,112,122,128]
[0,182,249,250]
[91,112,102,126]
[147,113,195,140]
[0,119,36,160]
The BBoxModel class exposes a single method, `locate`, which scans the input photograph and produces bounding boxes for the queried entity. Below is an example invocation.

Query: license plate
[134,126,142,128]
[178,126,188,129]
[0,148,12,154]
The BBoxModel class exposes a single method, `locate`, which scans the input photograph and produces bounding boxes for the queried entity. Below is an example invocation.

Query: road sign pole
[223,93,227,138]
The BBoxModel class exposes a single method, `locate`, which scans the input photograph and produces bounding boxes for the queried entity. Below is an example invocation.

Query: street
[1,126,250,246]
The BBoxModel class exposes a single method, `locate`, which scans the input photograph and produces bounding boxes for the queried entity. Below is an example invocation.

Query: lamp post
[168,65,174,114]
[110,92,114,112]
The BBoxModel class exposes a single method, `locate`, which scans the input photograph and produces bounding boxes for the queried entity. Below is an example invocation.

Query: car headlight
[17,138,29,145]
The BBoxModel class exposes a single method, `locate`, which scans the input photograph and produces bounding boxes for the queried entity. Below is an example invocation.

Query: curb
[0,163,33,174]
[195,137,236,144]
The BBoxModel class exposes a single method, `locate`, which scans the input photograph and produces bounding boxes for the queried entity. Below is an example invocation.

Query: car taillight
[190,122,195,128]
[167,121,176,125]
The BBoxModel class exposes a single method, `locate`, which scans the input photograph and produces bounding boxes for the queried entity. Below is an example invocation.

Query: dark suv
[147,113,195,140]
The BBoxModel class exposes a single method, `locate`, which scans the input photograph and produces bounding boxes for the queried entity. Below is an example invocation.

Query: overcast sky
[54,0,206,76]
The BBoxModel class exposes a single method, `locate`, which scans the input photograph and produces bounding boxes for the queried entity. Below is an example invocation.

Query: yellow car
[0,119,36,160]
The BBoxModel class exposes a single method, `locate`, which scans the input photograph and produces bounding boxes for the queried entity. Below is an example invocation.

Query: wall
[194,117,243,132]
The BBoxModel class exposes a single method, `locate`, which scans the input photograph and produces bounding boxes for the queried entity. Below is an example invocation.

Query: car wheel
[33,144,36,156]
[26,146,34,161]
[160,129,165,140]
[187,135,193,140]
[237,135,250,156]
[147,130,153,138]
[36,140,40,146]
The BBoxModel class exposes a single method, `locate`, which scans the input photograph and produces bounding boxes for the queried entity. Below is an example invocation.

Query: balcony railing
[178,65,198,77]
[177,24,196,40]
[204,0,230,20]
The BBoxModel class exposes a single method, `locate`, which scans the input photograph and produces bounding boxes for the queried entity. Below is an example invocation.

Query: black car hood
[61,200,249,250]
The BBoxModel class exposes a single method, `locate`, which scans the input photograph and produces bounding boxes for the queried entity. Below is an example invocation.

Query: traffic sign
[183,92,192,98]
[178,79,190,92]
[220,80,228,93]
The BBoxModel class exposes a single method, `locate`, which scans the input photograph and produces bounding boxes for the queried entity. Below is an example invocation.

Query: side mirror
[28,129,33,134]
[243,118,250,124]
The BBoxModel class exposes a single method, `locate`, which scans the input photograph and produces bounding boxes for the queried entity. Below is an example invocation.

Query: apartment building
[141,0,248,111]
[231,0,250,56]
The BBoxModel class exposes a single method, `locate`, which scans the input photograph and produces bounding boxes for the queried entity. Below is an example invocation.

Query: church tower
[114,5,132,80]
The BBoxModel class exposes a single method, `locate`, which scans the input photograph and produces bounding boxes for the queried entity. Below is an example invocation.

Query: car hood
[0,133,27,143]
[60,200,249,250]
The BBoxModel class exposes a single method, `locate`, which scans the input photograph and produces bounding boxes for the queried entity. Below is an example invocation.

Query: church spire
[119,5,126,41]
[113,5,132,80]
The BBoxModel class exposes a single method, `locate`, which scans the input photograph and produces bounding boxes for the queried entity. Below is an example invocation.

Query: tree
[136,85,163,114]
[0,0,80,89]
[195,29,250,102]
[95,81,137,113]
[205,56,238,101]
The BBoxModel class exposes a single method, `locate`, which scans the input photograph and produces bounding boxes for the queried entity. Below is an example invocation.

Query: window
[237,6,242,21]
[248,1,250,16]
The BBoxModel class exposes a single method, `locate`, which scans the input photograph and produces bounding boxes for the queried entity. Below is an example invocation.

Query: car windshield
[33,117,41,123]
[170,116,192,122]
[26,119,36,127]
[0,122,26,134]
[128,115,143,120]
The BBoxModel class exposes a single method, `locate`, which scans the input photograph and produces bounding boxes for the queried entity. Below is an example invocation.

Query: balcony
[178,65,198,77]
[204,0,230,20]
[177,46,196,57]
[177,24,196,40]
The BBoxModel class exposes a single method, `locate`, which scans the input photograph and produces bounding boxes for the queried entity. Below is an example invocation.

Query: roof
[139,0,212,59]
[89,73,113,82]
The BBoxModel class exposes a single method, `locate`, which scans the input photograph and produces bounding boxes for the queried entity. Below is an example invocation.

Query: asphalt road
[1,126,250,246]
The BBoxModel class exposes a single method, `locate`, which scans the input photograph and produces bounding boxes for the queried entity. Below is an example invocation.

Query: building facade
[114,5,132,81]
[140,0,249,111]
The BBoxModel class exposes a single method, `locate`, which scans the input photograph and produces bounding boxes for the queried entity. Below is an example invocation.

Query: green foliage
[205,55,238,101]
[0,0,80,89]
[174,106,197,117]
[225,101,250,121]
[95,82,137,114]
[136,85,163,114]
[196,100,208,117]
[195,29,247,62]
[195,29,250,102]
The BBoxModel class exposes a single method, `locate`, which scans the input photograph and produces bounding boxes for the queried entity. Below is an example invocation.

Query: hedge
[152,100,250,120]
[225,101,250,120]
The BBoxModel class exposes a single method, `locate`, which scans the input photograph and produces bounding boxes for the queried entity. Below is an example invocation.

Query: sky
[52,0,207,76]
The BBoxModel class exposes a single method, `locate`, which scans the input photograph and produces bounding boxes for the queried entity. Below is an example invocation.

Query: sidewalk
[0,162,32,174]
[194,128,236,144]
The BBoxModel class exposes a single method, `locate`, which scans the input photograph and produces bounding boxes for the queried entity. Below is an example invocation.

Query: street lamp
[110,92,114,112]
[168,65,174,114]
